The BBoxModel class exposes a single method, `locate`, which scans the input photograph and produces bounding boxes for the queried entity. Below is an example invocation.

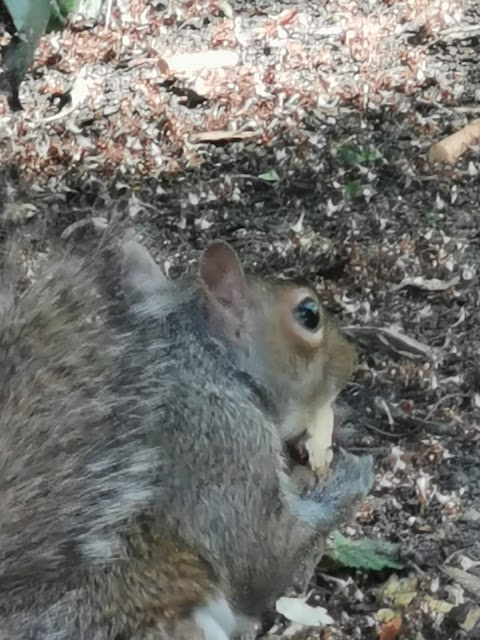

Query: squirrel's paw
[327,450,374,503]
[295,451,374,531]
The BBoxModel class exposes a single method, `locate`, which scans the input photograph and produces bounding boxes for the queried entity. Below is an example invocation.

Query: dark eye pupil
[294,297,320,331]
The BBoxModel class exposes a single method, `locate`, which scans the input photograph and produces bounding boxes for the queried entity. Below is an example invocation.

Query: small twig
[32,76,90,125]
[349,444,392,456]
[35,104,78,124]
[424,393,465,422]
[415,98,480,115]
[363,422,408,439]
[434,25,480,43]
[377,397,394,427]
[230,173,277,185]
[105,0,114,29]
[409,561,428,578]
[443,547,472,567]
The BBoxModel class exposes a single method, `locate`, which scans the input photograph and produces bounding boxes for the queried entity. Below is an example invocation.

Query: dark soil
[1,0,480,638]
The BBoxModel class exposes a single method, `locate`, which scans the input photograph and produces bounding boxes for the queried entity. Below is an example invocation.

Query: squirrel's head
[199,240,356,439]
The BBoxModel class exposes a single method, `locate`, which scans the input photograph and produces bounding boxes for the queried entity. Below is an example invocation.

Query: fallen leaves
[375,609,403,640]
[377,576,419,609]
[258,169,280,183]
[0,0,473,183]
[442,566,480,600]
[190,129,259,144]
[344,325,433,360]
[423,595,455,614]
[392,275,461,293]
[328,533,404,572]
[458,604,480,633]
[275,596,334,628]
[159,50,239,76]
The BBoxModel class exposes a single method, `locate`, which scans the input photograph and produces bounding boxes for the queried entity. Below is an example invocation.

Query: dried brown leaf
[190,130,259,144]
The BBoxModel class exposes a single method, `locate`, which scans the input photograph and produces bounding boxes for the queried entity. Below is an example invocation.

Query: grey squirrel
[0,233,374,639]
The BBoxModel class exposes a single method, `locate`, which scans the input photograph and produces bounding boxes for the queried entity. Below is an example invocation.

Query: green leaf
[48,0,80,29]
[56,0,80,11]
[344,179,361,198]
[340,144,381,166]
[4,0,51,39]
[340,145,361,166]
[258,169,280,183]
[328,532,405,572]
[426,211,442,224]
[2,0,51,99]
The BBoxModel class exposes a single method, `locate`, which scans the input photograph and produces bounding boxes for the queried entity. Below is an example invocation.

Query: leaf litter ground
[1,0,480,638]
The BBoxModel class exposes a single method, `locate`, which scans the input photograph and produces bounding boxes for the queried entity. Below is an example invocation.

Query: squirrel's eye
[293,297,321,332]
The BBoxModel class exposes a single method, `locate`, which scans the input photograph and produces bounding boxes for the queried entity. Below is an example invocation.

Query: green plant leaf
[328,532,405,571]
[258,169,280,183]
[3,0,51,38]
[1,0,51,102]
[425,211,442,224]
[56,0,80,11]
[344,179,361,198]
[48,0,80,30]
[340,145,361,166]
[340,144,380,166]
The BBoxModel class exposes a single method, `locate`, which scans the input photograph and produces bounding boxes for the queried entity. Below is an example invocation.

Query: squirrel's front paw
[331,451,374,501]
[295,451,374,532]
[307,451,375,512]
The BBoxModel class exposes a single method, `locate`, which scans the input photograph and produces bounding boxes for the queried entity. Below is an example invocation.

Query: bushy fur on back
[0,239,157,587]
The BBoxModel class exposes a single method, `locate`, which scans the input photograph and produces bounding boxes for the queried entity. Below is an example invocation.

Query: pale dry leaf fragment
[390,446,407,473]
[160,50,239,76]
[377,575,419,608]
[290,212,304,234]
[344,326,432,360]
[190,130,258,144]
[214,0,234,18]
[375,608,398,623]
[461,605,480,633]
[424,595,455,615]
[442,566,480,599]
[392,275,460,292]
[275,596,334,628]
[428,119,480,164]
[416,473,434,506]
[74,0,104,20]
[2,202,38,222]
[445,583,465,606]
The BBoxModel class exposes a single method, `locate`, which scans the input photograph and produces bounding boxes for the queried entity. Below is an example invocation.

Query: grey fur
[0,236,373,638]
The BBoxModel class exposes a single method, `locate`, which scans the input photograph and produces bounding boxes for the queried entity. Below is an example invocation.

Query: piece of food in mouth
[286,402,336,494]
[304,402,335,477]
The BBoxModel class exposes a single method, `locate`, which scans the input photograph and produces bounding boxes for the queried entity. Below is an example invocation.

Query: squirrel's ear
[200,240,249,341]
[120,240,167,296]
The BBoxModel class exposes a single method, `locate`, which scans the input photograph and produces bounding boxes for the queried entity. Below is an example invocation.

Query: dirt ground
[1,0,480,638]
